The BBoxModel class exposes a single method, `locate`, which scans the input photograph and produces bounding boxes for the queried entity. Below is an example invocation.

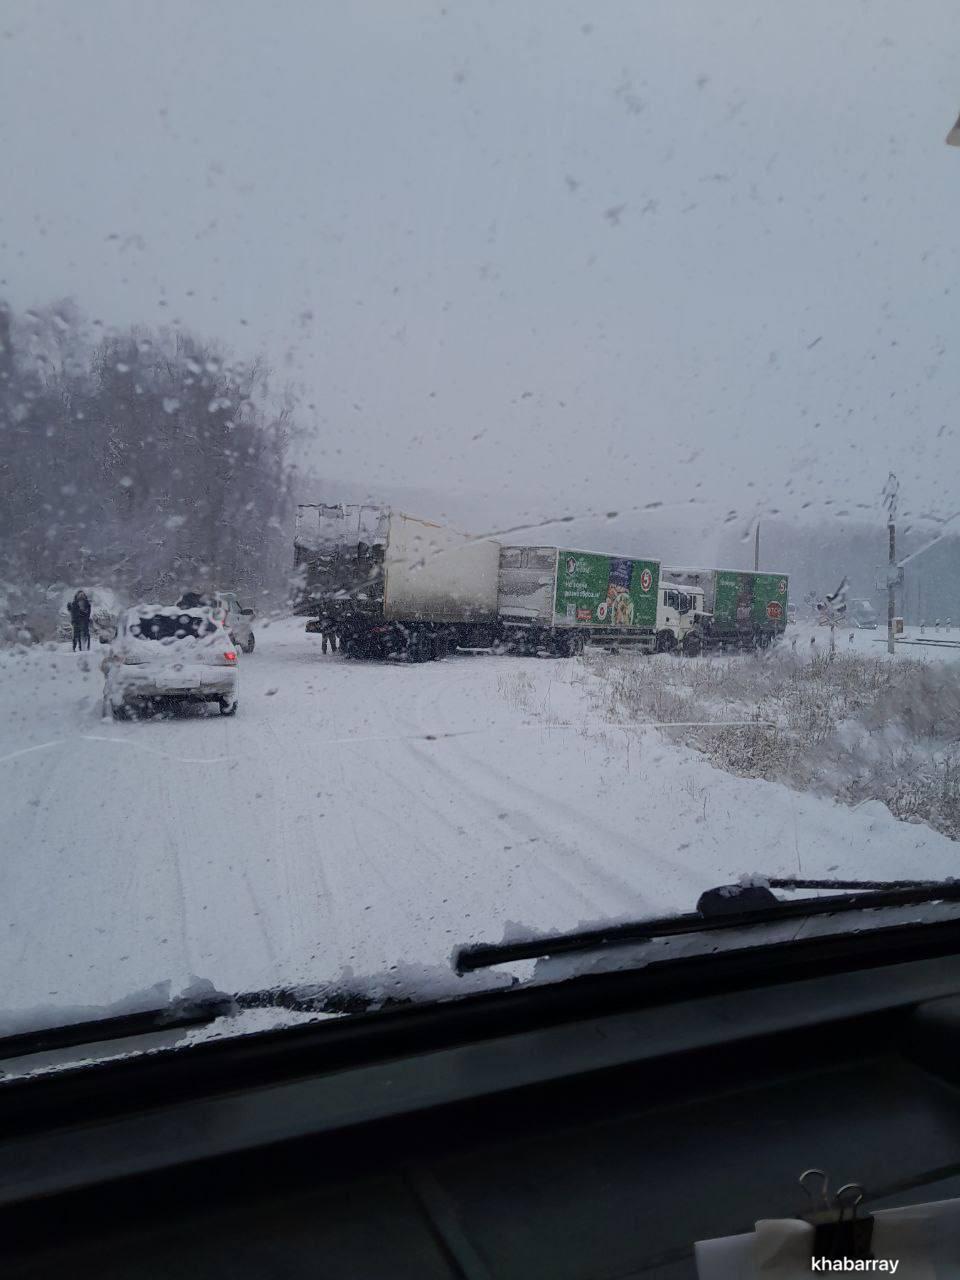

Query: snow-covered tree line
[0,300,295,612]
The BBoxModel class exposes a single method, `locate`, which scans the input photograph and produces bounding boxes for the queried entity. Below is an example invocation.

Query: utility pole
[883,473,899,655]
[754,523,760,572]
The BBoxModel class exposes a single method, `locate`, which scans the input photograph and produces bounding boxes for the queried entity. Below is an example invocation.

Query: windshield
[3,0,960,1060]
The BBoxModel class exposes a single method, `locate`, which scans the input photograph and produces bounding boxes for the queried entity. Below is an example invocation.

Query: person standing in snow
[320,615,338,655]
[69,590,92,651]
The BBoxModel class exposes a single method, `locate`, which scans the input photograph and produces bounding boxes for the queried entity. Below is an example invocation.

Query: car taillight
[223,650,238,663]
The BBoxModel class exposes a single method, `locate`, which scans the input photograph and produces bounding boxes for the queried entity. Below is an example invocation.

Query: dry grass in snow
[586,647,960,841]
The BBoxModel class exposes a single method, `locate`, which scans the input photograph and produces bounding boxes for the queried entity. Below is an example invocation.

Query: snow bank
[0,977,231,1040]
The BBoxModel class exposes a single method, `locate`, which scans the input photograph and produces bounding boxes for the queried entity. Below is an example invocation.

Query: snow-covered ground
[788,619,960,659]
[1,618,958,1027]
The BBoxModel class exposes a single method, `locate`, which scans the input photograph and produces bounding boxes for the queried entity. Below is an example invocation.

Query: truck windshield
[2,0,959,1061]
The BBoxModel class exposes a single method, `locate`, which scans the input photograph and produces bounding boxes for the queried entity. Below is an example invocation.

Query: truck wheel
[219,697,239,716]
[683,631,703,656]
[243,633,255,654]
[656,630,677,654]
[430,633,449,661]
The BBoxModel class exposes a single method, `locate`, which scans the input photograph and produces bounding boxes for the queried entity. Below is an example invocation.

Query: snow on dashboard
[0,977,223,1040]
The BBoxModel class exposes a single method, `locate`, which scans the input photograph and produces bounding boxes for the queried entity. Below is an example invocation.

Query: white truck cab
[656,583,711,653]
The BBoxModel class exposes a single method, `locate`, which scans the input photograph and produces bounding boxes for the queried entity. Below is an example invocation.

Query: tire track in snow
[249,708,338,983]
[156,769,198,985]
[386,657,710,922]
[402,734,639,920]
[354,662,633,933]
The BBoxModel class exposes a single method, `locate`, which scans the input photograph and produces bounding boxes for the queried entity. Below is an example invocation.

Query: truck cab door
[676,592,693,636]
[659,590,679,633]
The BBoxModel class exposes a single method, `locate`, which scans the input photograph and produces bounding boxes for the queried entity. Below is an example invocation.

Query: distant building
[899,533,960,625]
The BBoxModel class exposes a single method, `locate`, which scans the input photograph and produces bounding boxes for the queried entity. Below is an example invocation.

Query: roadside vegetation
[585,646,960,841]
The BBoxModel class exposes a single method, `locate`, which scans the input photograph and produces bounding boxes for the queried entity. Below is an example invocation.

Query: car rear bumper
[106,667,238,704]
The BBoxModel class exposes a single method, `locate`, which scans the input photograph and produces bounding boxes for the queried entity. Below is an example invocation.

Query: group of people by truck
[293,503,790,663]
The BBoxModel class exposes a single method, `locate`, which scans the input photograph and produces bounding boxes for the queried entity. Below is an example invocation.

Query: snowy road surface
[2,619,958,1021]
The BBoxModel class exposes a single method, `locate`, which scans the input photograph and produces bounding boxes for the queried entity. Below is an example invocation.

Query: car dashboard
[5,918,960,1278]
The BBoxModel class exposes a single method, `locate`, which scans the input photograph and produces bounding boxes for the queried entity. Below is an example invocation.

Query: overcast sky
[2,0,960,549]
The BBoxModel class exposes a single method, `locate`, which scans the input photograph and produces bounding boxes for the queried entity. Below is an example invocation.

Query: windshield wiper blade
[453,879,960,974]
[769,876,960,892]
[0,992,236,1063]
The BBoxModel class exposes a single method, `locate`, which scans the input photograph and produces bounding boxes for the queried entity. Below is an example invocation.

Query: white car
[175,590,256,653]
[213,591,256,654]
[103,606,240,719]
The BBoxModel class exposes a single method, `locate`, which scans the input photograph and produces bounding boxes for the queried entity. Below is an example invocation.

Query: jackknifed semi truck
[294,504,718,659]
[293,504,501,660]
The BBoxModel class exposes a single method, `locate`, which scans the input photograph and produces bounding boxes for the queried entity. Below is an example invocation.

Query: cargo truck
[663,567,789,648]
[293,504,501,660]
[499,546,707,655]
[294,505,775,659]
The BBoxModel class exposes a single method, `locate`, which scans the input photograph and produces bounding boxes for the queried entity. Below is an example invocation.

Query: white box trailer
[294,504,500,659]
[381,510,500,624]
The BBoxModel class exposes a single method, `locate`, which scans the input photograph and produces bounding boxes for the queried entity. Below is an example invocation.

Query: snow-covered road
[2,619,957,1020]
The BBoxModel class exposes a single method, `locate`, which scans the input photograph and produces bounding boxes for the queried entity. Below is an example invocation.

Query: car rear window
[130,615,214,641]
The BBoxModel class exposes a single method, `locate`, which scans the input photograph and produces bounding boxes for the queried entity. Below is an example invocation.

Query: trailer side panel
[383,514,500,624]
[497,546,559,624]
[554,550,659,629]
[714,570,788,630]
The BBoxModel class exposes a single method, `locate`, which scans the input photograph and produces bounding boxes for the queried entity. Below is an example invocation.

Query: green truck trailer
[498,547,661,653]
[663,567,789,647]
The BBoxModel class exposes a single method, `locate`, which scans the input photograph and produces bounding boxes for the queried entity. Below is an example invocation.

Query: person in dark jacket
[68,591,92,651]
[320,614,338,655]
